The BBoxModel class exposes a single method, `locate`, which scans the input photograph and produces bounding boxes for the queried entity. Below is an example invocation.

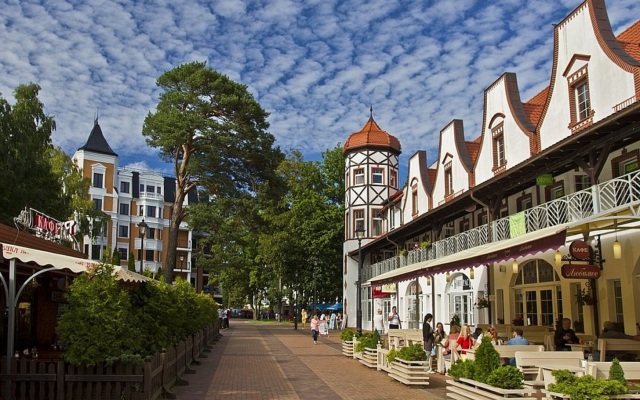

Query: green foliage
[57,264,216,366]
[472,336,502,383]
[486,366,524,389]
[355,331,380,352]
[340,328,357,342]
[448,359,475,380]
[548,370,629,400]
[450,314,460,327]
[128,252,136,271]
[397,343,428,361]
[608,358,626,387]
[386,348,398,363]
[111,248,121,266]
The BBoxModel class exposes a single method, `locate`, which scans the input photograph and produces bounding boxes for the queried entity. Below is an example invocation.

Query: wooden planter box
[341,339,355,358]
[388,357,430,386]
[377,348,392,373]
[359,347,377,368]
[447,378,537,399]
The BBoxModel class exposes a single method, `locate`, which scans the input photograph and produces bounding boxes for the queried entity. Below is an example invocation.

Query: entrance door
[449,293,473,326]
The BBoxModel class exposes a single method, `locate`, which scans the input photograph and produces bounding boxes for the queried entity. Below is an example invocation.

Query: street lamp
[355,227,365,336]
[138,218,148,274]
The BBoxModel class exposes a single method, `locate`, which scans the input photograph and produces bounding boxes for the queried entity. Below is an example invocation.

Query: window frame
[118,225,129,238]
[120,181,130,194]
[372,168,384,184]
[93,172,103,189]
[354,168,365,185]
[353,209,365,236]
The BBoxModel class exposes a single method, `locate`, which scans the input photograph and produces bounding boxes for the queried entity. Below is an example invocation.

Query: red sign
[569,240,591,260]
[372,284,392,298]
[561,264,601,279]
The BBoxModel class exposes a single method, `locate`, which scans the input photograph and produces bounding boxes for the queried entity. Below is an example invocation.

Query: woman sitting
[456,324,475,354]
[443,325,460,355]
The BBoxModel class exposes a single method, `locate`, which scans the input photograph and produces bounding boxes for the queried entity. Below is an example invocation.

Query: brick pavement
[172,321,448,399]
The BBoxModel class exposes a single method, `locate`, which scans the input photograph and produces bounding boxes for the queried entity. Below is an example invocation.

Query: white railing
[365,170,640,282]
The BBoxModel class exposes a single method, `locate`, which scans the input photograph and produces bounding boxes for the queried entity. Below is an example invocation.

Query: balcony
[135,238,163,252]
[365,169,640,282]
[177,239,192,250]
[139,192,164,201]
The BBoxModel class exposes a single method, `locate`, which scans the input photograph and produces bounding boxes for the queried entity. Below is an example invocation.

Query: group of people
[217,307,231,329]
[305,309,343,344]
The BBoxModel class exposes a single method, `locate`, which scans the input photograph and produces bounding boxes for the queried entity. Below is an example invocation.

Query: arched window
[513,259,561,327]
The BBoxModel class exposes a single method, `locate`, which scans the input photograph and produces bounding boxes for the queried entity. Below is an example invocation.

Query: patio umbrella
[326,302,343,311]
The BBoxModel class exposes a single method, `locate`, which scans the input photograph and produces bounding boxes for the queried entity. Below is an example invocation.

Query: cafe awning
[370,224,568,285]
[2,242,98,274]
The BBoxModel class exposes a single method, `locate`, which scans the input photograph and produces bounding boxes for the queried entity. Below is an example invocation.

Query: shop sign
[536,174,553,185]
[569,240,591,260]
[382,283,396,293]
[372,284,395,298]
[561,264,601,279]
[14,207,77,244]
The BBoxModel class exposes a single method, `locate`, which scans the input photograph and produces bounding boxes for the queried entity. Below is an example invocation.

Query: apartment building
[343,0,640,336]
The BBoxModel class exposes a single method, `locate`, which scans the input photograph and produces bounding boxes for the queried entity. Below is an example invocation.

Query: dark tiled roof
[78,120,117,156]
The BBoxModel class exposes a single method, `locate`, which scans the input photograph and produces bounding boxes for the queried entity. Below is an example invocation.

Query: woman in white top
[388,306,401,329]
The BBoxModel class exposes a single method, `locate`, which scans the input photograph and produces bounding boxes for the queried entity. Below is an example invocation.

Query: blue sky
[0,0,638,182]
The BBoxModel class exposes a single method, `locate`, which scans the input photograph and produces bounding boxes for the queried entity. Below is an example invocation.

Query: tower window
[372,168,383,184]
[354,209,365,236]
[354,169,364,185]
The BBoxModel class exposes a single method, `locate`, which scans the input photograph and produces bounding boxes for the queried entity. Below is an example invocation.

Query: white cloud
[0,0,636,175]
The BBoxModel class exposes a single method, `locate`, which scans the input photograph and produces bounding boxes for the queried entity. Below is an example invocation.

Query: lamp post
[355,227,365,336]
[138,219,148,274]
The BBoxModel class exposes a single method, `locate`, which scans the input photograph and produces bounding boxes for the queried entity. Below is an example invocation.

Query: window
[575,175,592,192]
[576,81,590,121]
[390,170,397,188]
[146,205,156,218]
[613,280,623,324]
[119,203,129,215]
[118,225,129,238]
[91,244,102,261]
[145,249,154,261]
[354,209,364,235]
[445,167,453,196]
[157,186,162,194]
[93,172,103,188]
[546,180,565,201]
[354,168,364,185]
[372,210,383,236]
[495,135,505,165]
[93,198,102,211]
[120,181,130,193]
[345,172,349,189]
[139,184,144,193]
[118,248,128,261]
[620,158,639,176]
[146,185,154,193]
[372,168,383,184]
[146,227,155,239]
[492,123,506,172]
[390,206,396,230]
[412,185,418,215]
[517,193,533,212]
[139,205,144,216]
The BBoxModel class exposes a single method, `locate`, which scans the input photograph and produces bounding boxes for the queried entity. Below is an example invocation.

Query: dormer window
[445,167,453,196]
[576,81,590,121]
[566,62,593,133]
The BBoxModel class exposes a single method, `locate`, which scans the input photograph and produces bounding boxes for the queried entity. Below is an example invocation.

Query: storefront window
[513,259,560,327]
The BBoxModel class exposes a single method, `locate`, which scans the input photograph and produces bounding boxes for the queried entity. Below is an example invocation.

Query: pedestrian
[217,307,225,329]
[422,313,435,373]
[310,315,321,344]
[301,308,308,329]
[388,306,401,329]
[224,308,230,329]
[374,309,385,335]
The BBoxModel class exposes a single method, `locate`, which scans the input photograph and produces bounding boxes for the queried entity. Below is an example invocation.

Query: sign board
[561,264,601,279]
[372,284,395,298]
[14,207,77,245]
[536,174,553,185]
[569,240,591,260]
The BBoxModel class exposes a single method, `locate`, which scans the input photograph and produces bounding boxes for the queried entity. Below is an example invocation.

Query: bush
[448,359,475,380]
[609,358,626,387]
[386,348,398,363]
[548,370,629,400]
[397,343,428,361]
[340,328,357,342]
[355,331,380,352]
[486,366,524,389]
[472,337,501,383]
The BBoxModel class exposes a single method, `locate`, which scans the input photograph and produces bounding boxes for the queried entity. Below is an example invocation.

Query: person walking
[310,315,321,344]
[301,308,308,329]
[222,308,229,329]
[388,306,401,329]
[422,313,435,373]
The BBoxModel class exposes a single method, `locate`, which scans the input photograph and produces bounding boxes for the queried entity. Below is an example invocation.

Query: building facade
[344,0,640,336]
[73,120,199,285]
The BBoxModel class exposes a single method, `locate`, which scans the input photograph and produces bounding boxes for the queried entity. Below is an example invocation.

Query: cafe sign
[569,240,591,260]
[14,207,77,244]
[561,264,601,279]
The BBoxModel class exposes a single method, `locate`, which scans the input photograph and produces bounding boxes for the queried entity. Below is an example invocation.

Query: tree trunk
[164,187,186,283]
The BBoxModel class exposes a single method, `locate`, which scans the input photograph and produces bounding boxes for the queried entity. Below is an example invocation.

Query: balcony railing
[139,192,164,201]
[364,169,640,282]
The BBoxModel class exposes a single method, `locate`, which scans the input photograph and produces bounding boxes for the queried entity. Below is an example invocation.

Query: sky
[1,0,639,181]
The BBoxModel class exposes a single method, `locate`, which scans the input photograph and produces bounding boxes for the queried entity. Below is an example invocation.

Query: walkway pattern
[173,321,447,399]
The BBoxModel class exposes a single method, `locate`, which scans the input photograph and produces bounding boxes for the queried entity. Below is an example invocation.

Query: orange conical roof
[342,112,401,155]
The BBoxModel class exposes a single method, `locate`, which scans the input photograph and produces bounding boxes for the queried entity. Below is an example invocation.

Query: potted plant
[399,249,407,256]
[446,339,535,398]
[576,288,594,306]
[388,343,430,385]
[420,241,431,248]
[475,298,490,309]
[450,314,461,328]
[544,366,629,399]
[355,331,380,368]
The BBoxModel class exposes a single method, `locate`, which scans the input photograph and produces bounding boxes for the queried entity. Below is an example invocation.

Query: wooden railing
[0,322,220,400]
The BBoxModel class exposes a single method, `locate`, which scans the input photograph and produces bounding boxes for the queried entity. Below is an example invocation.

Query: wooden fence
[0,322,220,400]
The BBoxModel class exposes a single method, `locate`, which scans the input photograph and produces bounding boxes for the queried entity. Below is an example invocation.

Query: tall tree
[0,84,59,225]
[143,61,283,283]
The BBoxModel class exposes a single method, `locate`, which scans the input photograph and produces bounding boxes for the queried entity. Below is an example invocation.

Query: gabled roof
[617,20,640,61]
[343,113,401,155]
[522,87,548,126]
[465,139,481,164]
[78,119,117,157]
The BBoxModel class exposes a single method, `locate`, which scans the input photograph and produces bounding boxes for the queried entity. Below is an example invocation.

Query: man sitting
[554,318,579,351]
[506,328,529,365]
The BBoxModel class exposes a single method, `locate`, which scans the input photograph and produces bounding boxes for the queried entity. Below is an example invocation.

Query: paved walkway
[173,321,448,399]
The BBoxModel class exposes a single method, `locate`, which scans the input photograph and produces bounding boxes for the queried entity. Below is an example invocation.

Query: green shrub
[448,359,475,380]
[340,328,357,342]
[486,366,524,389]
[609,358,626,387]
[548,370,629,400]
[355,331,380,352]
[472,337,501,383]
[397,343,428,361]
[386,348,398,363]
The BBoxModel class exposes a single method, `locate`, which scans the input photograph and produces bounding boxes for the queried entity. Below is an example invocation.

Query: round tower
[342,108,401,331]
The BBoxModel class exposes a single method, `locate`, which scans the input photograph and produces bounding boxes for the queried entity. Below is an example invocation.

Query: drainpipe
[469,190,494,324]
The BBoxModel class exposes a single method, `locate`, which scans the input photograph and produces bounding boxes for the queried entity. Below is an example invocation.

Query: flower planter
[541,390,640,399]
[446,378,537,399]
[359,347,377,368]
[377,348,392,372]
[341,339,355,358]
[388,357,430,386]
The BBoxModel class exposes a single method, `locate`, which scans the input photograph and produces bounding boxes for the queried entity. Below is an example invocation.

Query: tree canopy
[143,61,283,282]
